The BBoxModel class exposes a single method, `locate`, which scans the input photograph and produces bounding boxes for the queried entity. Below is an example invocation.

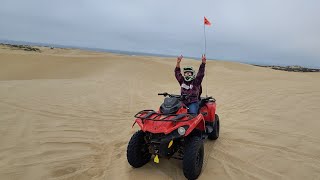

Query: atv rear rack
[134,110,204,123]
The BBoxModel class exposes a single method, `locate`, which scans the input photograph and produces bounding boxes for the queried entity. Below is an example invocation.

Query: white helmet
[183,66,195,81]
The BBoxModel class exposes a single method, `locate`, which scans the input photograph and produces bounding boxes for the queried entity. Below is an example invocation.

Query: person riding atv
[175,54,206,114]
[127,54,219,179]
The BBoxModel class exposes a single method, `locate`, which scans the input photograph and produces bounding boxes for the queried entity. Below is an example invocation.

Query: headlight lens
[177,127,186,135]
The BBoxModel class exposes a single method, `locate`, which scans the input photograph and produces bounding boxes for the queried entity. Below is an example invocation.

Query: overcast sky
[1,0,320,67]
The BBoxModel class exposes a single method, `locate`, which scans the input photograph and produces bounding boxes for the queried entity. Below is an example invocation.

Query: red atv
[127,92,220,180]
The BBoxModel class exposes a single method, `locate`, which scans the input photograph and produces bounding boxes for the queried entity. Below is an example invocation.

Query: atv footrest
[205,125,213,133]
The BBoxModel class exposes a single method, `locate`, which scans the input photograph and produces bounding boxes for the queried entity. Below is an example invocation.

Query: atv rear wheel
[183,136,204,180]
[208,114,220,140]
[127,130,151,168]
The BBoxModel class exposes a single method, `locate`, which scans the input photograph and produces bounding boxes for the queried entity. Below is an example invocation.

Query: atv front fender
[133,114,206,136]
[184,114,206,136]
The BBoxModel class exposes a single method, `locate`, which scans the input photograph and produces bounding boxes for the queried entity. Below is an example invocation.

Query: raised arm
[175,55,184,85]
[195,54,206,85]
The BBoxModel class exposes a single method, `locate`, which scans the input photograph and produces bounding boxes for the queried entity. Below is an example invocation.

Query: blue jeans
[188,102,199,114]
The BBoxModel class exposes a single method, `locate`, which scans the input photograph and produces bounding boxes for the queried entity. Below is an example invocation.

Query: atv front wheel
[208,114,220,140]
[127,130,151,168]
[183,136,204,180]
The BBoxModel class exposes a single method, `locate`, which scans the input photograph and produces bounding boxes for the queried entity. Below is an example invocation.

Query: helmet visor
[183,67,193,71]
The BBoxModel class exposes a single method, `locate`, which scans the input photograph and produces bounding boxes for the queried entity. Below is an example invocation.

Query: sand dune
[1,46,320,180]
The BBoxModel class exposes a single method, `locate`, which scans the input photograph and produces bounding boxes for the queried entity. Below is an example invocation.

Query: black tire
[127,130,151,168]
[183,136,204,180]
[208,114,220,140]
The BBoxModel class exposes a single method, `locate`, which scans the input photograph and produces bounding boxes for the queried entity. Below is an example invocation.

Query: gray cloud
[1,0,319,67]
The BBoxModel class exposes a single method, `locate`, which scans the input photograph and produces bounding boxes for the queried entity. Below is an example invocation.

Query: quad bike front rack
[134,110,206,124]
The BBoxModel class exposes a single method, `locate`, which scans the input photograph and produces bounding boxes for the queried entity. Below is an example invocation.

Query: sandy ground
[0,45,320,180]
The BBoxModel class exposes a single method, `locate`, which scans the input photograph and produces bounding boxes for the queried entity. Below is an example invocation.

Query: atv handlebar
[158,92,169,96]
[158,92,197,100]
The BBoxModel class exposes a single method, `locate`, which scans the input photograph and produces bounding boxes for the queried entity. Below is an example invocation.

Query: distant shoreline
[0,40,178,59]
[1,40,319,72]
[252,64,320,72]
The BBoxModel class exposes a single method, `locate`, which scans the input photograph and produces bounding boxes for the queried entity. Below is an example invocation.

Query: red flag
[204,16,211,26]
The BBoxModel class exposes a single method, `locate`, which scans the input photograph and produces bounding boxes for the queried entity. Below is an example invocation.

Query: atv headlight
[177,127,186,135]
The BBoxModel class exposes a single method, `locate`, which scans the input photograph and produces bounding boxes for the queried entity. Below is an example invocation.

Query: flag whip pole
[204,18,208,97]
[204,21,207,55]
